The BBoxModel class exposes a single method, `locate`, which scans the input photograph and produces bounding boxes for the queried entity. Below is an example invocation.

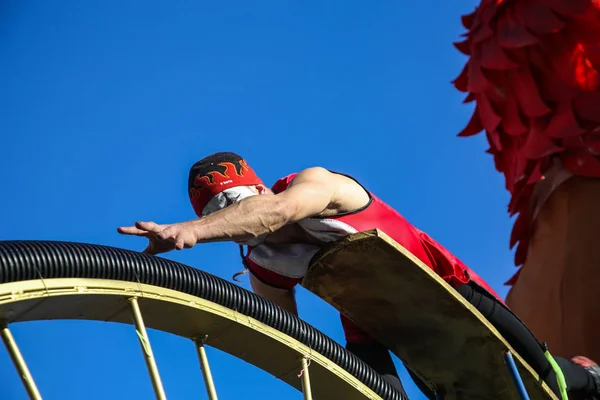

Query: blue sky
[0,1,521,399]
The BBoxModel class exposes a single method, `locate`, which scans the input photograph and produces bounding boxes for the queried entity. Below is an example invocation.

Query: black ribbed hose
[0,240,407,400]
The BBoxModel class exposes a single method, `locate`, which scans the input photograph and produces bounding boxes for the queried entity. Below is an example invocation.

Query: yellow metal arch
[0,278,383,400]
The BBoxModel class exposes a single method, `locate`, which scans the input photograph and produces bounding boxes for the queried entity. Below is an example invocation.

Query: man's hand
[117,221,198,255]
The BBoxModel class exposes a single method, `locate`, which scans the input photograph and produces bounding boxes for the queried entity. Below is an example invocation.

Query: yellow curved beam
[0,278,382,400]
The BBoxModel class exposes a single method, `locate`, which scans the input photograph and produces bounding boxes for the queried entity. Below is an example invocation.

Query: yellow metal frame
[1,325,42,400]
[194,336,218,400]
[0,278,382,400]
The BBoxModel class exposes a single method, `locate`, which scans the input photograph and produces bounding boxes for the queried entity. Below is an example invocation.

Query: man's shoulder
[270,167,335,193]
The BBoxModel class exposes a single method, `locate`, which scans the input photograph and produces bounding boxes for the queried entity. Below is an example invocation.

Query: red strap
[244,254,301,290]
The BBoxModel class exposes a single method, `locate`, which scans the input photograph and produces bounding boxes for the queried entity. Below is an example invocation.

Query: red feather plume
[454,0,600,284]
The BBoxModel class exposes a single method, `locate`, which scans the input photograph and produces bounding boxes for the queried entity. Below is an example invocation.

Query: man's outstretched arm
[118,167,340,254]
[190,166,339,243]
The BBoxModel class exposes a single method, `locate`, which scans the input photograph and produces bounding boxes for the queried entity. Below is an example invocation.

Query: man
[119,152,600,399]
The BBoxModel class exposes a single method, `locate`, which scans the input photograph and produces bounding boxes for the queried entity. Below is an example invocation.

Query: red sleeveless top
[245,173,504,304]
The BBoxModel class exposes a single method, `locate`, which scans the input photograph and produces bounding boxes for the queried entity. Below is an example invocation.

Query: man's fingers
[135,221,163,233]
[119,221,187,255]
[143,247,158,255]
[117,226,149,236]
[142,241,160,255]
[156,226,174,242]
[118,221,164,236]
[174,231,196,250]
[175,238,184,250]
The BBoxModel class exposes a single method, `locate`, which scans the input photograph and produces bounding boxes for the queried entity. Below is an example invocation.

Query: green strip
[136,330,152,357]
[544,350,568,400]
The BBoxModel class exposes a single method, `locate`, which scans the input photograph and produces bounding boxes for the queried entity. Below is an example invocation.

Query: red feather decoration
[454,0,600,284]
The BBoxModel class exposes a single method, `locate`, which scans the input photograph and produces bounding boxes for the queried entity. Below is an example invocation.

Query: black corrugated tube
[0,240,407,400]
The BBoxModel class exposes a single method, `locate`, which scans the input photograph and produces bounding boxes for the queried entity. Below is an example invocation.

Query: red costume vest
[245,173,503,304]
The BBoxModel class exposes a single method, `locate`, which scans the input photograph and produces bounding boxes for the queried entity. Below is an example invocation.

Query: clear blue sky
[0,1,520,399]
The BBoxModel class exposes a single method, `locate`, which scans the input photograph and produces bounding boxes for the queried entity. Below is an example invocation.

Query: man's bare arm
[188,167,340,243]
[117,167,347,253]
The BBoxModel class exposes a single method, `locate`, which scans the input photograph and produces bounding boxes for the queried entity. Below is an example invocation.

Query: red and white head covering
[188,152,263,217]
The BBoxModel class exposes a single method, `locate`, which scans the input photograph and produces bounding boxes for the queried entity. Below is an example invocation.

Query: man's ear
[255,184,270,194]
